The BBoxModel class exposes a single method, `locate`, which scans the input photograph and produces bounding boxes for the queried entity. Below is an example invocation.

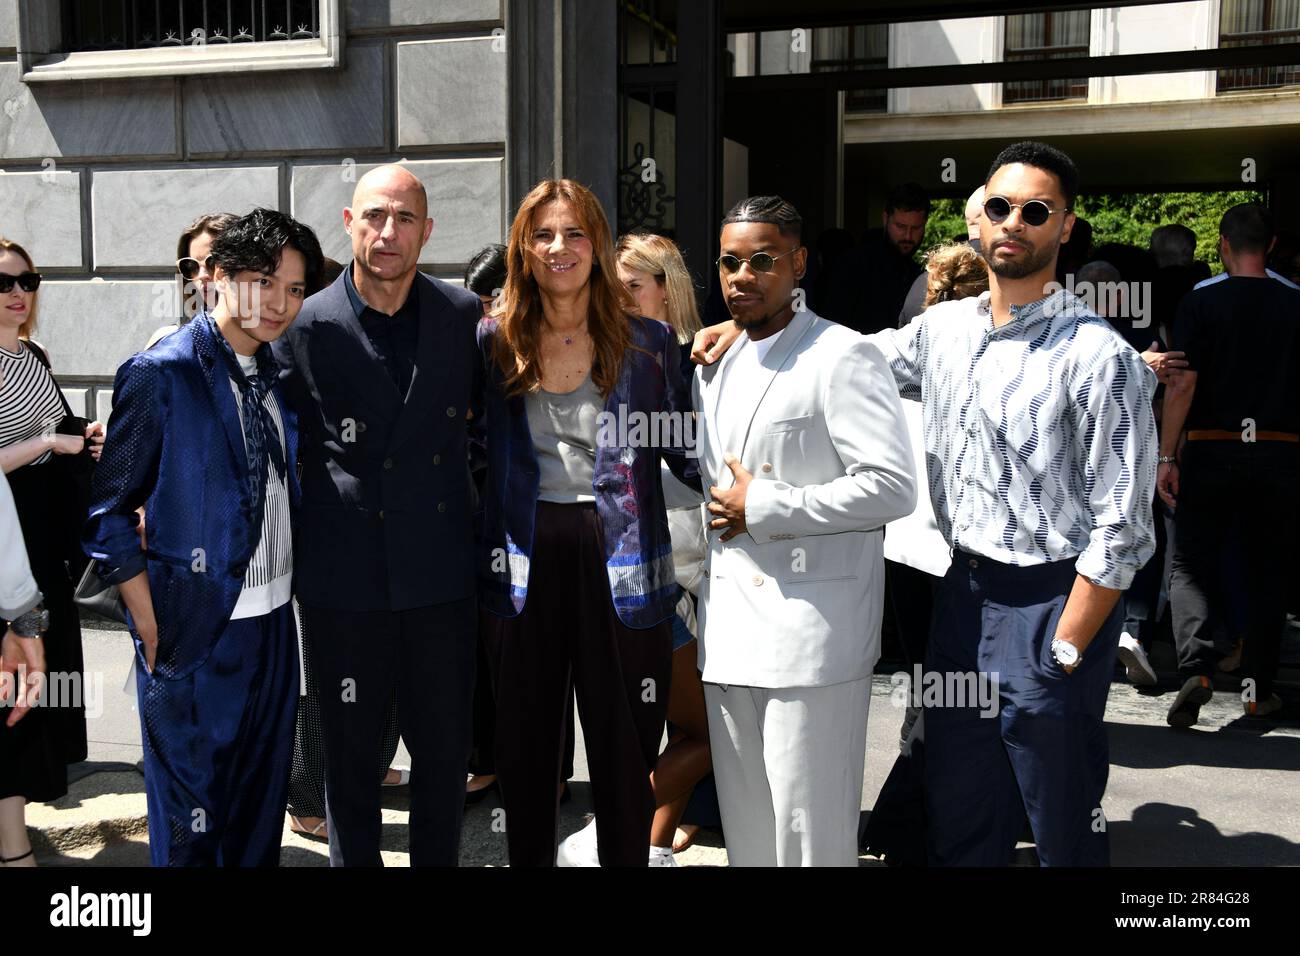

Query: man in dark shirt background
[824,182,929,336]
[1158,203,1300,728]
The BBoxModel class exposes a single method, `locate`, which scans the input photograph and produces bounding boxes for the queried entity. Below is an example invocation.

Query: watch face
[1054,640,1078,665]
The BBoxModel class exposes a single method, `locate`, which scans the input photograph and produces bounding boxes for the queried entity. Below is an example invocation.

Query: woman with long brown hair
[474,180,699,866]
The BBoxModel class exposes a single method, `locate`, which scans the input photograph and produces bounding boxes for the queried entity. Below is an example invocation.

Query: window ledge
[23,37,340,82]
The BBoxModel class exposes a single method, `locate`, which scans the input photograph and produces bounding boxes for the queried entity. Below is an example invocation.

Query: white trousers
[704,676,872,867]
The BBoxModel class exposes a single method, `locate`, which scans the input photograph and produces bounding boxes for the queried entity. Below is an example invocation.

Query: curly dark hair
[209,207,326,296]
[986,141,1079,209]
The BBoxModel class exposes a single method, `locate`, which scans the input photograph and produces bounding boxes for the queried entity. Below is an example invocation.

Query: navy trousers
[135,601,299,867]
[304,597,477,867]
[924,550,1120,867]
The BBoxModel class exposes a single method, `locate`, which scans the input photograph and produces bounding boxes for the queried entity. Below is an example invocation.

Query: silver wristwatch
[1051,638,1080,670]
[10,603,49,638]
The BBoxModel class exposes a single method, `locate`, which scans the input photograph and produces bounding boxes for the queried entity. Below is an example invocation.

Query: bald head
[965,185,986,241]
[352,164,428,218]
[344,163,433,287]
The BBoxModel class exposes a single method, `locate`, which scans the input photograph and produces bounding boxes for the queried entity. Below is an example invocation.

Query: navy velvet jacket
[474,315,700,629]
[83,317,300,680]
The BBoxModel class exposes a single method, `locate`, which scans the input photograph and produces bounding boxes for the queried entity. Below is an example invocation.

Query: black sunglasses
[716,249,798,275]
[177,255,216,280]
[0,271,42,293]
[983,196,1069,228]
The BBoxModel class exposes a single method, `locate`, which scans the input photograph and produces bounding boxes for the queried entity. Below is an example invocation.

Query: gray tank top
[525,372,604,503]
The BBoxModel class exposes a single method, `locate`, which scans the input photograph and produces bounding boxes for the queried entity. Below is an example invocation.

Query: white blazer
[692,310,916,688]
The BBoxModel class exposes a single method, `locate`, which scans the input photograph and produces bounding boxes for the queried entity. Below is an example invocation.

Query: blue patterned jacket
[474,315,700,629]
[83,317,299,679]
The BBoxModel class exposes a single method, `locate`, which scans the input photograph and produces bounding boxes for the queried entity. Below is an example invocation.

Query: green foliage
[921,198,968,255]
[919,190,1266,275]
[1074,191,1263,274]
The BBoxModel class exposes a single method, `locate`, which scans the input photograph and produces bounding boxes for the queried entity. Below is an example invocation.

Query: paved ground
[25,617,1300,866]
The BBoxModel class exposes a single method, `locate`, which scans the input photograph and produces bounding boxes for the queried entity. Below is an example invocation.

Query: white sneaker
[1117,632,1157,686]
[648,846,678,867]
[556,816,600,867]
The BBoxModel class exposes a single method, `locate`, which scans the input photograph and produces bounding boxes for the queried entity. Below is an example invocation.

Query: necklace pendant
[563,336,573,345]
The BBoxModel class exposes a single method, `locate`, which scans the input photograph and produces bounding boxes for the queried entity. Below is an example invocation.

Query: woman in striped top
[0,237,104,867]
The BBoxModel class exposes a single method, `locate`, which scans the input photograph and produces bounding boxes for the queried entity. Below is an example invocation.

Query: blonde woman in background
[616,233,703,353]
[921,241,989,309]
[563,233,711,865]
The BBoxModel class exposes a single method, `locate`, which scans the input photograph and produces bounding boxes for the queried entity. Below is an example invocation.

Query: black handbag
[73,560,127,624]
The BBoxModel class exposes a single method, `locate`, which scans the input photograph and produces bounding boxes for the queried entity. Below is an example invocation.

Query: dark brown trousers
[482,501,672,867]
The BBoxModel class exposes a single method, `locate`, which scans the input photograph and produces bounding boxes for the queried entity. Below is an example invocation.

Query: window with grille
[811,25,887,113]
[1218,0,1300,93]
[62,1,320,51]
[20,0,341,81]
[1002,11,1090,105]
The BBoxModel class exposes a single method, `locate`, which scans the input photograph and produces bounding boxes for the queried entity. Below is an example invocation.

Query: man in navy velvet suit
[85,209,325,866]
[273,165,482,866]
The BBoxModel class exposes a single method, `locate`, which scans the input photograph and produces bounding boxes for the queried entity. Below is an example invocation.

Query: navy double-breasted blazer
[272,270,482,613]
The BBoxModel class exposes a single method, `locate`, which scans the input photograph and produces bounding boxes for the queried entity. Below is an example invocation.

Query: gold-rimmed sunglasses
[716,249,799,274]
[983,196,1069,227]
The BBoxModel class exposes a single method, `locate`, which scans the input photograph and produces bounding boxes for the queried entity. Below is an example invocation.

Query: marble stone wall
[0,0,508,414]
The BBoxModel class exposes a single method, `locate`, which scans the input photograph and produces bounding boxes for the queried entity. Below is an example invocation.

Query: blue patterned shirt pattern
[868,289,1158,591]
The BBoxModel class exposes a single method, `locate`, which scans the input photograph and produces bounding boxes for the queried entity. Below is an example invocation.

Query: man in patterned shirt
[868,142,1158,866]
[694,141,1157,866]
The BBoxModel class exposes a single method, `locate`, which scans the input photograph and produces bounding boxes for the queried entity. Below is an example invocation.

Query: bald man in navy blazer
[274,165,482,866]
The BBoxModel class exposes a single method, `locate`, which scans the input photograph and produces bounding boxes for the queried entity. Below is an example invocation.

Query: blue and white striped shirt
[868,289,1157,591]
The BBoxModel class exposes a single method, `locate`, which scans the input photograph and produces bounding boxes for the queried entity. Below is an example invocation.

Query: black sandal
[1,848,33,864]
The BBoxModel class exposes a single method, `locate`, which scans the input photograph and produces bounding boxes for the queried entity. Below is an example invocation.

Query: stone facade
[0,0,508,414]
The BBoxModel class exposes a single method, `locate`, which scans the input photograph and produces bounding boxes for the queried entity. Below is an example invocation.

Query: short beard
[986,239,1057,280]
[735,311,773,333]
[732,297,794,333]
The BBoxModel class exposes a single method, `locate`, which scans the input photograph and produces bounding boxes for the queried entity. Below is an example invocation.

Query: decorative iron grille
[1002,11,1090,105]
[1217,0,1300,93]
[811,25,887,113]
[62,0,320,52]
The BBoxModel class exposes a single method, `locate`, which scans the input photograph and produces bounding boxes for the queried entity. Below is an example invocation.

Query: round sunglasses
[983,196,1070,227]
[716,248,799,274]
[0,271,42,293]
[177,254,216,280]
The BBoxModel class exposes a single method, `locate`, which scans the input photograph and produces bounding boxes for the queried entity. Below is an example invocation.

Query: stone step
[26,769,149,863]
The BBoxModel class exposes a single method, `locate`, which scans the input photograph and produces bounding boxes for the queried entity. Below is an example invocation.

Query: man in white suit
[694,196,917,866]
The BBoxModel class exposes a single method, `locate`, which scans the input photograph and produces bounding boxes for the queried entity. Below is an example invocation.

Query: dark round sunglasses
[0,271,42,293]
[716,248,798,274]
[177,254,216,280]
[983,196,1069,228]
